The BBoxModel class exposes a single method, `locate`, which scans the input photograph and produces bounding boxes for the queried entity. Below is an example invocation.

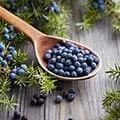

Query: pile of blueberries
[10,64,27,82]
[3,25,17,41]
[0,42,17,67]
[30,94,47,106]
[13,111,28,120]
[45,41,99,77]
[0,42,27,82]
[55,88,77,104]
[92,0,105,12]
[49,0,60,14]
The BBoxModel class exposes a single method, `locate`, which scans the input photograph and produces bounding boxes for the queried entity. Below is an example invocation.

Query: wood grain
[0,0,119,120]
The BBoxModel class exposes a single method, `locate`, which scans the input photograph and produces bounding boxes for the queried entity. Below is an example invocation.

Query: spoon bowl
[0,6,102,80]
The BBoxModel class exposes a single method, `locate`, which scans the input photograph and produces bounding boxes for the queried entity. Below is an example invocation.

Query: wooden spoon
[0,6,101,80]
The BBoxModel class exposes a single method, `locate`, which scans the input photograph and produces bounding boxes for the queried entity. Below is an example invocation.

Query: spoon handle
[0,6,45,41]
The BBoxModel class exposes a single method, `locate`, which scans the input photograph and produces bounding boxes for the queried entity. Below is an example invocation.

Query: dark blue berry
[66,93,75,102]
[11,68,17,73]
[53,69,58,74]
[52,48,58,54]
[0,42,5,52]
[3,27,9,33]
[30,98,37,106]
[10,50,17,56]
[10,73,17,80]
[77,53,83,57]
[55,43,61,48]
[63,48,69,52]
[37,98,45,106]
[61,52,67,58]
[78,57,84,63]
[47,64,55,70]
[8,46,15,51]
[72,55,78,62]
[1,60,7,67]
[33,94,39,100]
[65,59,72,66]
[56,56,61,62]
[68,65,75,72]
[56,50,62,55]
[20,64,27,70]
[6,54,13,61]
[8,25,14,31]
[0,52,4,57]
[45,53,51,60]
[99,4,105,12]
[58,69,64,76]
[21,115,28,120]
[56,63,64,69]
[13,111,21,120]
[81,62,88,69]
[55,95,63,104]
[47,50,52,54]
[91,62,97,69]
[86,56,94,65]
[0,56,3,62]
[64,71,70,77]
[68,88,76,94]
[74,61,81,67]
[62,91,68,99]
[76,67,83,75]
[83,67,92,75]
[98,0,104,4]
[73,48,80,54]
[49,58,56,64]
[54,6,60,14]
[67,53,73,58]
[3,33,10,40]
[17,68,25,75]
[60,58,65,63]
[49,6,55,12]
[71,71,78,77]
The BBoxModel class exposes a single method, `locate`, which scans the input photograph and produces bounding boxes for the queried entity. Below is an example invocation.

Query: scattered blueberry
[17,68,25,75]
[66,93,76,102]
[6,54,13,61]
[1,60,7,67]
[10,73,17,80]
[30,98,38,106]
[37,98,45,106]
[13,111,21,120]
[20,64,27,70]
[21,115,28,120]
[3,27,9,33]
[68,88,76,94]
[55,95,63,104]
[10,50,17,56]
[0,42,5,52]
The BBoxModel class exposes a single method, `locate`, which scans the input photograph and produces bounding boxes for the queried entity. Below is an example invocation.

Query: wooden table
[0,0,119,120]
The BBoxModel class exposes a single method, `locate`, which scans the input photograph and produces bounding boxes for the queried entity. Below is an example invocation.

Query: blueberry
[77,53,83,57]
[3,27,9,33]
[67,53,73,58]
[3,33,10,40]
[53,69,58,74]
[73,48,80,54]
[10,50,17,56]
[33,94,39,100]
[69,47,75,51]
[20,64,27,70]
[60,58,65,63]
[0,42,5,52]
[45,53,51,60]
[13,111,21,120]
[91,62,97,69]
[71,55,78,62]
[55,95,63,104]
[81,62,88,69]
[62,91,68,99]
[63,48,69,52]
[68,118,73,120]
[17,68,25,75]
[76,67,83,75]
[58,69,64,76]
[78,57,84,63]
[47,64,55,70]
[80,49,85,55]
[68,65,75,72]
[66,42,76,48]
[0,56,3,62]
[37,98,45,106]
[52,48,58,54]
[47,49,52,54]
[0,52,4,57]
[21,115,28,120]
[49,6,55,12]
[68,88,76,94]
[56,50,62,55]
[10,73,17,80]
[1,60,7,67]
[11,68,17,74]
[61,52,67,58]
[8,25,14,31]
[74,61,81,67]
[39,94,47,100]
[64,71,70,77]
[54,6,60,14]
[30,98,37,106]
[49,58,56,64]
[58,46,65,50]
[93,56,99,64]
[65,59,72,66]
[71,71,78,77]
[86,56,94,65]
[98,0,104,4]
[55,43,61,48]
[56,56,61,62]
[66,93,75,102]
[85,49,90,55]
[56,63,64,69]
[83,67,92,75]
[8,46,15,51]
[99,4,105,12]
[64,67,68,70]
[6,54,13,61]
